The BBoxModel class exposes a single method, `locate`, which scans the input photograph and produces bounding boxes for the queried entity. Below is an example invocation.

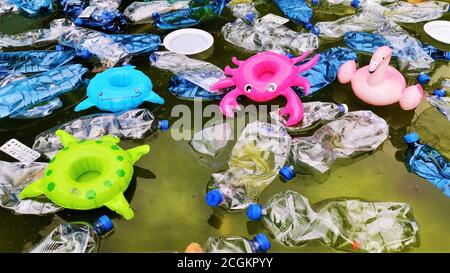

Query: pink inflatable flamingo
[211,51,319,126]
[338,46,423,110]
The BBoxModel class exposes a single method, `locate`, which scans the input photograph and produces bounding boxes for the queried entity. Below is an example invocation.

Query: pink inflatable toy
[211,51,320,126]
[338,46,423,110]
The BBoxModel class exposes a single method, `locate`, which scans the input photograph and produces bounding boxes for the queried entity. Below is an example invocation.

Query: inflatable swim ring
[19,130,149,220]
[75,66,165,113]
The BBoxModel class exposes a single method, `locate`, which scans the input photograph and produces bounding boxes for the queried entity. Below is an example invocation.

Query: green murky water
[0,1,449,253]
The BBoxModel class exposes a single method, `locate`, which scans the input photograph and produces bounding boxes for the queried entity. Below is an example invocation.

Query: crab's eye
[267,83,277,92]
[244,84,252,93]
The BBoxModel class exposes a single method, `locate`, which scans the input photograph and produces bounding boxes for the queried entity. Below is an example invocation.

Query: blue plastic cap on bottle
[94,215,113,235]
[403,132,420,144]
[247,203,263,221]
[417,73,430,85]
[444,52,450,61]
[74,18,83,25]
[205,189,223,207]
[254,234,271,253]
[304,22,313,30]
[159,120,170,131]
[311,26,320,36]
[152,12,160,20]
[351,0,360,8]
[56,44,63,51]
[245,12,256,22]
[279,166,295,181]
[312,0,319,4]
[338,103,349,114]
[286,53,295,58]
[434,89,446,98]
[80,49,92,59]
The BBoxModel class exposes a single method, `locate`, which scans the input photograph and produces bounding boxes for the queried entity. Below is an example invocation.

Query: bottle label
[78,6,96,18]
[0,139,40,163]
[260,13,289,25]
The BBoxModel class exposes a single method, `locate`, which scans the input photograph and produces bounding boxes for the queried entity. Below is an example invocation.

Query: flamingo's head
[368,46,392,74]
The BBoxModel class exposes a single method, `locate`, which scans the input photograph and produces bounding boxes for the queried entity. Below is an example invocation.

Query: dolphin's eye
[244,84,252,93]
[267,83,277,92]
[99,92,103,96]
[135,89,141,94]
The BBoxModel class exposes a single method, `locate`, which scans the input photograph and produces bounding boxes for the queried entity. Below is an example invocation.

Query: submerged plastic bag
[0,161,62,215]
[33,109,165,159]
[206,121,292,211]
[0,50,77,74]
[248,190,419,253]
[0,64,87,119]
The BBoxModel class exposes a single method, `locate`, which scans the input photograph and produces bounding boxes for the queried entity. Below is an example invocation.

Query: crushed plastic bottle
[247,190,419,253]
[271,101,348,135]
[282,111,388,177]
[0,0,19,15]
[0,72,25,87]
[10,97,63,119]
[10,0,53,15]
[0,64,87,119]
[29,215,113,253]
[90,0,122,9]
[426,93,450,122]
[203,233,271,253]
[222,18,319,55]
[73,6,128,33]
[227,0,259,19]
[0,161,62,215]
[124,0,189,24]
[167,76,224,100]
[404,132,450,198]
[32,109,169,159]
[152,0,228,29]
[205,121,292,211]
[309,0,395,8]
[274,0,314,30]
[150,51,226,97]
[190,123,232,156]
[382,1,449,23]
[0,50,77,74]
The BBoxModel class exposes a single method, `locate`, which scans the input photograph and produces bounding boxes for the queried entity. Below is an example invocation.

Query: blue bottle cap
[279,166,295,181]
[205,189,224,207]
[311,26,320,35]
[286,53,295,59]
[159,120,170,131]
[80,49,92,59]
[444,52,450,61]
[304,22,313,30]
[312,0,319,5]
[254,234,271,253]
[152,12,160,20]
[74,18,83,25]
[245,12,256,22]
[338,103,349,114]
[351,0,360,8]
[434,88,446,97]
[247,203,263,221]
[55,44,64,51]
[417,73,430,85]
[403,132,420,144]
[93,215,113,235]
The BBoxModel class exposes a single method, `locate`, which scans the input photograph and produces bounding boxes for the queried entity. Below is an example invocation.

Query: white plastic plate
[424,20,450,45]
[0,139,40,163]
[163,28,214,55]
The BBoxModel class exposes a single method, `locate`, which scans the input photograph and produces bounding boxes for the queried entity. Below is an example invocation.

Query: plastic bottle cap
[56,44,63,51]
[80,49,92,59]
[74,18,83,25]
[247,203,263,221]
[152,12,160,20]
[205,189,223,207]
[434,89,446,98]
[403,132,420,144]
[417,73,430,85]
[286,53,295,59]
[245,12,256,22]
[312,0,319,5]
[304,22,313,30]
[254,234,271,253]
[94,215,113,235]
[444,52,450,61]
[159,120,170,131]
[311,26,320,35]
[351,0,360,8]
[338,103,349,114]
[279,166,295,181]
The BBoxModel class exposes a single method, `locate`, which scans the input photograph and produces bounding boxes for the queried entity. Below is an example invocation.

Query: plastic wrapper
[190,123,232,156]
[228,0,259,19]
[33,109,162,159]
[253,190,419,253]
[290,111,388,173]
[0,50,77,74]
[168,76,224,100]
[0,64,87,119]
[0,161,62,215]
[124,1,189,24]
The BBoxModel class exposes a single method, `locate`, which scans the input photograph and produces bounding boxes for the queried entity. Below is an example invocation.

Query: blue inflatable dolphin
[75,66,164,113]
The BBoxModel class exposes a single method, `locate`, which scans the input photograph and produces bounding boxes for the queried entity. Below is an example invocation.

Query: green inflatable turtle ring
[19,130,150,220]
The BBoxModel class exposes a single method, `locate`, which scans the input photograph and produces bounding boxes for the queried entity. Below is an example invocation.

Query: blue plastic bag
[169,76,223,100]
[294,47,358,96]
[404,132,450,198]
[274,0,314,29]
[0,50,77,74]
[0,64,87,118]
[11,0,52,15]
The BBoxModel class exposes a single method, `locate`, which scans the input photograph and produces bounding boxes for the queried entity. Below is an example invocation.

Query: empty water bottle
[90,0,122,9]
[124,1,189,24]
[190,123,232,156]
[32,108,169,159]
[382,1,449,23]
[73,6,128,33]
[274,0,314,30]
[309,0,395,8]
[404,132,450,198]
[29,215,113,253]
[0,64,87,119]
[0,0,19,15]
[432,78,450,96]
[205,121,292,211]
[247,190,419,253]
[426,92,450,122]
[0,50,77,74]
[10,0,53,15]
[10,97,63,119]
[281,111,388,178]
[203,233,271,253]
[222,18,319,55]
[228,0,259,19]
[0,72,25,87]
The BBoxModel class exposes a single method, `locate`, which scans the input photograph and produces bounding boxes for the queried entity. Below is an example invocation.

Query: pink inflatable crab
[211,51,320,126]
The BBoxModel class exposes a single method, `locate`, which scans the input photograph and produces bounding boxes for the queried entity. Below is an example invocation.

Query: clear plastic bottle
[124,0,189,24]
[246,190,419,253]
[9,0,53,15]
[29,215,113,253]
[0,0,19,15]
[222,17,319,55]
[205,121,292,211]
[203,233,271,253]
[382,0,449,23]
[228,0,259,19]
[73,5,128,33]
[404,132,450,198]
[426,89,450,122]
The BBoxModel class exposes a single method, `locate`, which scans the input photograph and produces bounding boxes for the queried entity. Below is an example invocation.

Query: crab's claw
[293,76,311,96]
[297,54,320,73]
[211,78,236,92]
[219,88,241,117]
[280,88,305,127]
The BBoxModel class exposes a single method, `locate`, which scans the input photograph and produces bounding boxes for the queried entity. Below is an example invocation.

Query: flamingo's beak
[368,60,380,74]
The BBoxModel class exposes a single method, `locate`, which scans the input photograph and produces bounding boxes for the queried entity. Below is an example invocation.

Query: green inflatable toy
[20,130,149,220]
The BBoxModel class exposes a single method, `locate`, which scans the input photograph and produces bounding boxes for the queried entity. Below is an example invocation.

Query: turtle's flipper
[104,194,134,220]
[56,130,78,146]
[19,178,45,199]
[126,145,150,164]
[100,135,120,144]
